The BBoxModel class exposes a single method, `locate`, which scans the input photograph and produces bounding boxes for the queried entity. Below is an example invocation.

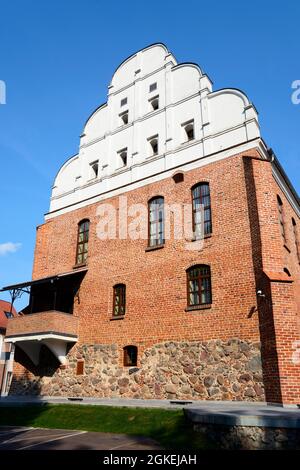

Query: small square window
[149,82,157,93]
[120,97,127,107]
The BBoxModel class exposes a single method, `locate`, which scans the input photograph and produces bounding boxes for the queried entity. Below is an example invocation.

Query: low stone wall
[194,423,300,449]
[10,338,265,401]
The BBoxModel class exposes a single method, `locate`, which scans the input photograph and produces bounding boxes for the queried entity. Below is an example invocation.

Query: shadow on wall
[9,345,60,396]
[242,156,282,404]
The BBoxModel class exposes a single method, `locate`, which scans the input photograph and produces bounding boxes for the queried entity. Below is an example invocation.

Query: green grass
[0,404,210,449]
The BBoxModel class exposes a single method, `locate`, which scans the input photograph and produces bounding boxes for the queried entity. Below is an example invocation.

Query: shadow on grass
[0,404,213,450]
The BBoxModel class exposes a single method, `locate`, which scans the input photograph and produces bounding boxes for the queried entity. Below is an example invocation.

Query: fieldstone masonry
[10,339,265,401]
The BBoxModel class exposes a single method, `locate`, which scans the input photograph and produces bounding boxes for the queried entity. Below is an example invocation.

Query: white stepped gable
[49,43,260,219]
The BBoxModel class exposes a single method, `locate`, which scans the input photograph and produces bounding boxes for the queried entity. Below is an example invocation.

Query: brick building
[1,44,299,404]
[0,300,16,396]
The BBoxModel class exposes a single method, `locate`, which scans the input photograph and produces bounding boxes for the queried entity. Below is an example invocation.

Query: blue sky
[0,0,299,309]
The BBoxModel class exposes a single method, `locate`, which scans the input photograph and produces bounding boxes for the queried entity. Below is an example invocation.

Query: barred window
[124,345,137,367]
[113,284,126,317]
[76,219,90,265]
[187,265,212,307]
[192,183,212,237]
[148,197,164,247]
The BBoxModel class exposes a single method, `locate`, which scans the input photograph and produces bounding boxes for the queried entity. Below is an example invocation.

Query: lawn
[0,404,211,449]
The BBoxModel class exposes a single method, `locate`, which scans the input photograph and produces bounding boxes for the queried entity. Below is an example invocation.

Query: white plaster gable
[49,43,260,217]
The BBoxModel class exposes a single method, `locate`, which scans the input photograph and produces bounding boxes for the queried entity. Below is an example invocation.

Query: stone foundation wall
[10,339,265,401]
[194,423,300,450]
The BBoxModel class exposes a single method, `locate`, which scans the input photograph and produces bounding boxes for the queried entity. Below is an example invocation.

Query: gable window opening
[76,219,90,266]
[192,183,212,238]
[149,96,159,111]
[120,97,127,107]
[118,148,128,167]
[89,161,99,179]
[123,345,137,367]
[277,196,286,242]
[113,284,126,317]
[149,136,158,156]
[148,196,164,247]
[187,265,212,307]
[149,82,157,93]
[120,110,128,125]
[184,121,195,141]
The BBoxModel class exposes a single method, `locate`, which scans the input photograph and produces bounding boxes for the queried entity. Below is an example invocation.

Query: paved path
[0,426,162,450]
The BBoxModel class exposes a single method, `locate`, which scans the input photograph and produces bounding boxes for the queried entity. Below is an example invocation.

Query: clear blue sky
[0,0,299,309]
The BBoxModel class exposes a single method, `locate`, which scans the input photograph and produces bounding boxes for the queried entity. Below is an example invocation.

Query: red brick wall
[11,147,299,403]
[6,311,78,338]
[32,150,262,348]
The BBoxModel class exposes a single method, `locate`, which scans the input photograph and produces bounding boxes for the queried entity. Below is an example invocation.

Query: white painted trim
[46,139,262,219]
[5,333,78,343]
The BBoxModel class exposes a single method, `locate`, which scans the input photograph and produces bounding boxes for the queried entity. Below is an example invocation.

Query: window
[4,311,13,319]
[192,183,212,237]
[148,197,164,247]
[76,360,84,375]
[120,110,128,125]
[120,97,127,107]
[123,345,137,367]
[184,121,195,141]
[89,161,99,179]
[149,96,159,111]
[149,136,158,156]
[149,82,157,93]
[113,284,126,317]
[118,148,127,167]
[277,196,286,242]
[76,219,90,265]
[187,265,212,307]
[292,218,300,262]
[284,267,291,277]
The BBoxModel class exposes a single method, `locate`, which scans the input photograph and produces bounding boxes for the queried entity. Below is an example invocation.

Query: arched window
[113,284,126,317]
[148,197,164,247]
[123,345,137,367]
[292,218,300,262]
[192,183,212,237]
[277,196,286,241]
[76,219,90,265]
[187,265,212,307]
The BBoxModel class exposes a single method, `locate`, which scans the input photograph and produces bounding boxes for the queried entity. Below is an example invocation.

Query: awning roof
[0,267,88,292]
